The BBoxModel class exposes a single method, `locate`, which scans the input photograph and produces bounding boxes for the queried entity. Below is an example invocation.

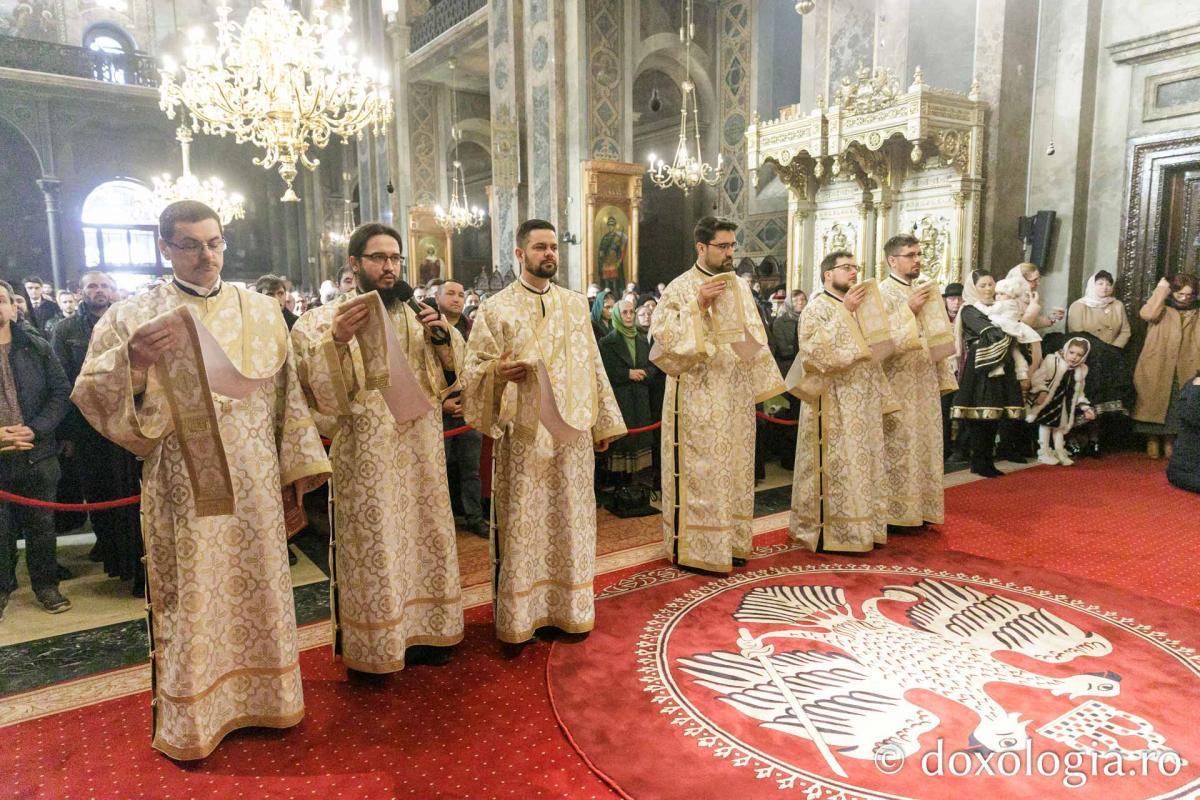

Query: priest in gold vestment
[790,251,894,552]
[461,220,625,644]
[877,234,958,528]
[650,217,785,572]
[71,202,331,760]
[291,223,464,672]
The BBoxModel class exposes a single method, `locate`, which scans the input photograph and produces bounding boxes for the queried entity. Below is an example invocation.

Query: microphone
[394,281,451,345]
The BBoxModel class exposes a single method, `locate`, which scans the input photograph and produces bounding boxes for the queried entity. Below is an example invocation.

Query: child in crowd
[1026,337,1096,465]
[986,277,1043,377]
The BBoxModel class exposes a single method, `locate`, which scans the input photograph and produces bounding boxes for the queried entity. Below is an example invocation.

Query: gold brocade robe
[290,292,465,672]
[878,277,958,526]
[461,281,625,643]
[790,292,892,553]
[71,282,331,761]
[650,267,785,572]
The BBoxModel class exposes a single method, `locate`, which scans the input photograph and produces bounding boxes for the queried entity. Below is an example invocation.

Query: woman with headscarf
[591,288,615,341]
[951,270,1027,477]
[1065,270,1134,456]
[598,297,660,494]
[1133,274,1200,459]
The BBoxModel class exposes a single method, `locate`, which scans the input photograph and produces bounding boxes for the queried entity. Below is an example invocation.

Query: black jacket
[50,311,99,443]
[30,298,63,334]
[4,323,70,464]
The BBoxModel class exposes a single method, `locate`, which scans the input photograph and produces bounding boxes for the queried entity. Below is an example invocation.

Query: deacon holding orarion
[650,217,785,573]
[789,250,896,552]
[462,219,625,645]
[71,201,331,760]
[877,234,958,528]
[291,222,465,672]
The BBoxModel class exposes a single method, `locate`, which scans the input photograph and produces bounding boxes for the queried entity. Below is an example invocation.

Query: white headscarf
[1080,271,1115,309]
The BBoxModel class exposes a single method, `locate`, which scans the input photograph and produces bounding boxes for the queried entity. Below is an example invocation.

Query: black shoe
[287,548,298,566]
[499,640,530,659]
[467,518,490,538]
[732,557,747,567]
[405,644,453,667]
[35,587,71,614]
[1086,441,1102,459]
[971,465,1004,478]
[56,564,73,582]
[87,545,103,563]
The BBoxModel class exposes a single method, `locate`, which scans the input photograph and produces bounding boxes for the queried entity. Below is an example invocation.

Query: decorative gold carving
[832,64,902,115]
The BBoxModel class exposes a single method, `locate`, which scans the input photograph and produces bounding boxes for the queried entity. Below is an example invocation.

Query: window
[83,24,134,83]
[80,180,163,273]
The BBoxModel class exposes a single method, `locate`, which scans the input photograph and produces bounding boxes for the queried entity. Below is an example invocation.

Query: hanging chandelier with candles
[435,60,486,233]
[647,0,723,194]
[158,0,394,202]
[149,123,246,225]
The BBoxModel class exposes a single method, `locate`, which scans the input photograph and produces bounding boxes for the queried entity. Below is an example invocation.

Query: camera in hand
[395,281,451,346]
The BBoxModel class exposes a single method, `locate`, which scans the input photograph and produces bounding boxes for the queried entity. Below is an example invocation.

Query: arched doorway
[0,119,51,289]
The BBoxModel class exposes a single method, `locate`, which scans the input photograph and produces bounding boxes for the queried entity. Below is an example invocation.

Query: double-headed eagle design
[677,580,1122,777]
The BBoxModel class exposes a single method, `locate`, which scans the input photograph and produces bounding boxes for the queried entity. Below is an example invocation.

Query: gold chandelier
[158,0,393,202]
[647,0,722,194]
[435,60,486,233]
[149,124,246,225]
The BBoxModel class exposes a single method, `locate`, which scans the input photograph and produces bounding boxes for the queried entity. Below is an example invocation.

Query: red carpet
[548,544,1200,799]
[940,454,1200,611]
[1,455,1196,799]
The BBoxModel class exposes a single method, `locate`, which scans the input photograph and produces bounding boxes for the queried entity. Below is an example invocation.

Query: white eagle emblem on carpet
[677,580,1125,776]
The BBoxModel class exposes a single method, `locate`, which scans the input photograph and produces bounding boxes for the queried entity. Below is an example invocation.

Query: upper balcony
[409,0,487,53]
[0,35,159,87]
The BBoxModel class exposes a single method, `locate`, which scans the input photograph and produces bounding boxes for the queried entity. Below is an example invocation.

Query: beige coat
[1067,300,1131,347]
[1133,287,1200,424]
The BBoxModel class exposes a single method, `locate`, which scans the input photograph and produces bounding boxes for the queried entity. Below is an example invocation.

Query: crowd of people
[1,199,1199,762]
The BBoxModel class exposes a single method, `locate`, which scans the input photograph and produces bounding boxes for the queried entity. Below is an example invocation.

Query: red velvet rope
[0,416,797,511]
[0,489,140,511]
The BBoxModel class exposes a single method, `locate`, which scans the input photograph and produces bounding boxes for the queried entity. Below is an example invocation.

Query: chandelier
[435,60,486,233]
[149,123,246,225]
[158,0,393,202]
[646,0,722,194]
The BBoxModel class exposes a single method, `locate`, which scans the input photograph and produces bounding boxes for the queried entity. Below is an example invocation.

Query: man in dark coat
[23,275,62,334]
[51,270,145,596]
[1,279,72,618]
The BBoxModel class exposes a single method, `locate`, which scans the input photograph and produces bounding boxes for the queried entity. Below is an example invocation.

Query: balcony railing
[0,36,159,87]
[409,0,487,52]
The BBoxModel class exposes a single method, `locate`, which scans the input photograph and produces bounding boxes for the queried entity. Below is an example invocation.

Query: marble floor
[0,457,1022,705]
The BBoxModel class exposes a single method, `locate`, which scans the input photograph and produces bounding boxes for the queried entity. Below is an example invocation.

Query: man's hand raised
[497,350,530,383]
[127,317,178,370]
[331,301,370,344]
[698,279,727,310]
[843,283,869,313]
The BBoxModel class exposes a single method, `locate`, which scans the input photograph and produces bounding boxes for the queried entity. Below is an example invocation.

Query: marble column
[973,0,1037,275]
[387,12,413,231]
[35,177,64,290]
[488,0,526,277]
[522,0,571,231]
[1023,0,1102,304]
[354,0,394,224]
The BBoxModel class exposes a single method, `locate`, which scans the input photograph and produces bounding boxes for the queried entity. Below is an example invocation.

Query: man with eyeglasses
[461,219,625,646]
[789,250,892,553]
[291,222,465,672]
[70,200,332,760]
[649,216,785,574]
[877,234,958,532]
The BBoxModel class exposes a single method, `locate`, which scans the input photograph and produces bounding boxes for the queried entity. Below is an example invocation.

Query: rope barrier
[0,489,140,512]
[758,410,796,429]
[0,415,797,510]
